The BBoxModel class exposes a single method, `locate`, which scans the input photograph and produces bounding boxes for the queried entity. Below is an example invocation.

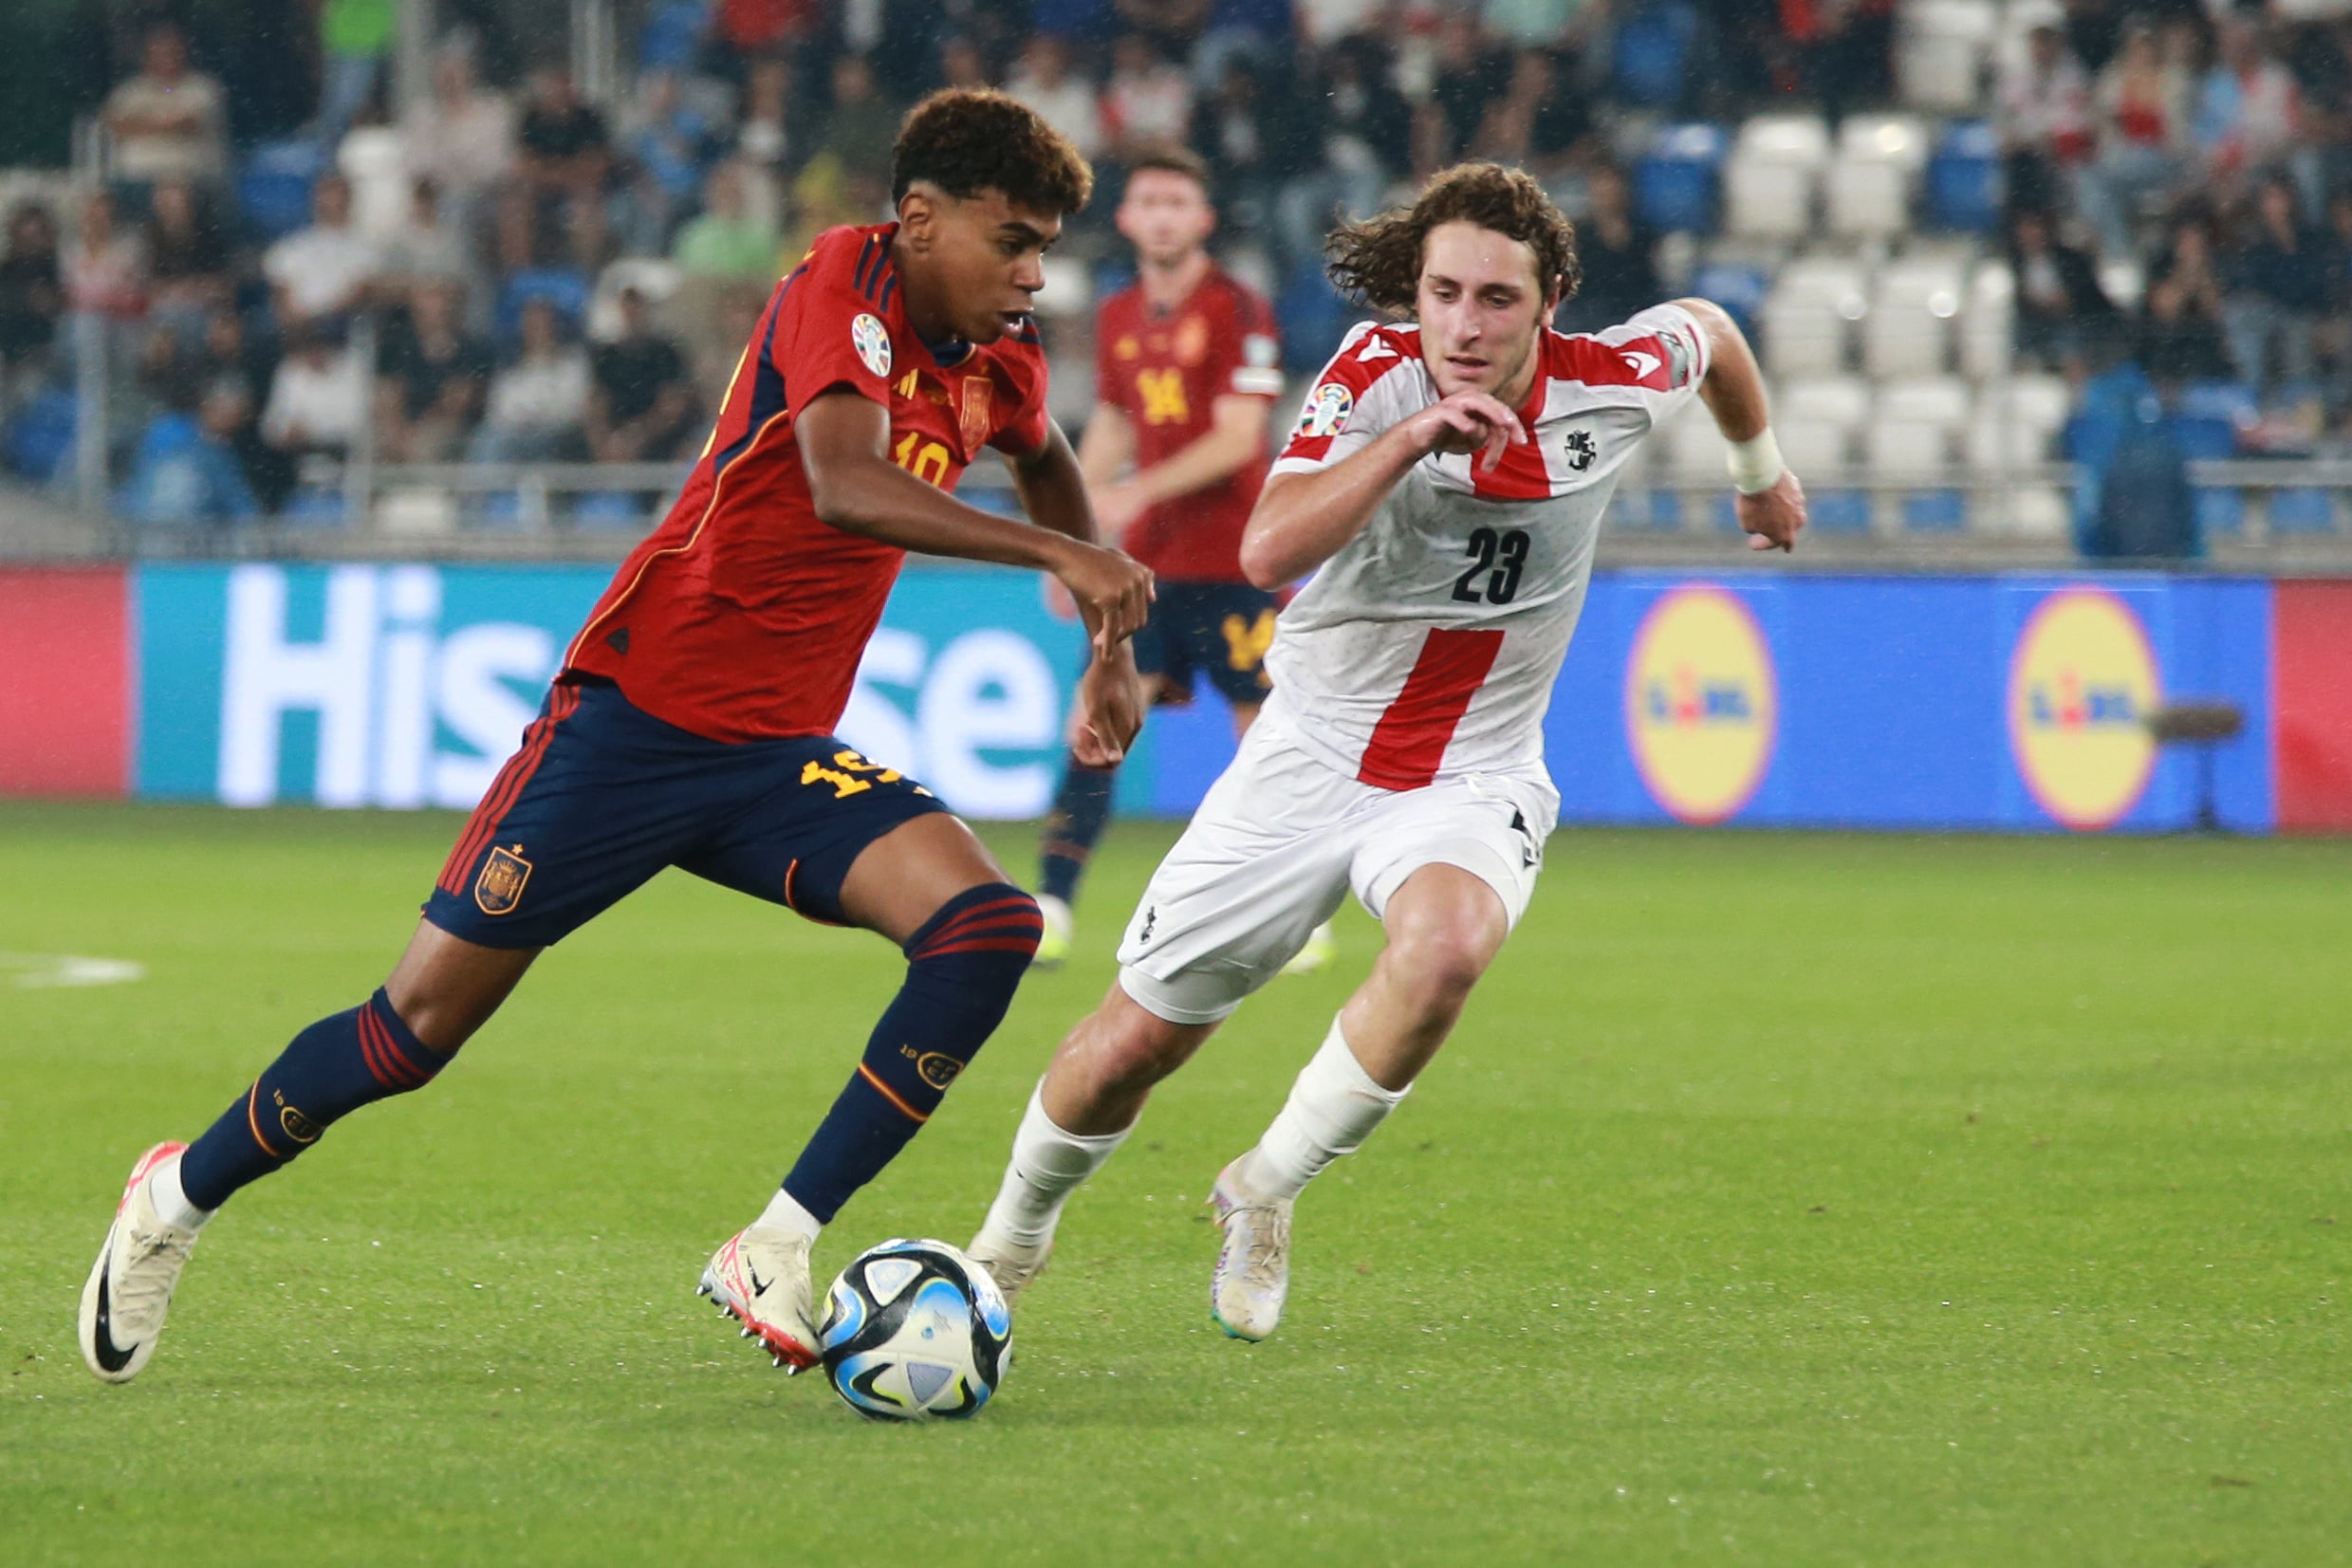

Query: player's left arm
[1673,296,1806,553]
[1006,422,1149,766]
[1094,393,1272,531]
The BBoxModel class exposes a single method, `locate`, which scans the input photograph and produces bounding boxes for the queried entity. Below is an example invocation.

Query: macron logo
[1619,350,1661,380]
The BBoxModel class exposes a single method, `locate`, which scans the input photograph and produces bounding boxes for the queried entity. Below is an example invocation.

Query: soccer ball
[817,1238,1011,1421]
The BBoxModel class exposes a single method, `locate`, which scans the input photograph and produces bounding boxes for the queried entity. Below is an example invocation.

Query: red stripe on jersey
[1278,324,1421,468]
[1472,360,1559,500]
[1356,628,1507,792]
[1551,330,1674,392]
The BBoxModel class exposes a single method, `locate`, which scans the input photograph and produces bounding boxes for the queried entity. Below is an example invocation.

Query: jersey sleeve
[774,234,896,423]
[1094,302,1136,418]
[1225,288,1285,399]
[987,333,1053,456]
[1269,322,1416,476]
[1586,303,1713,423]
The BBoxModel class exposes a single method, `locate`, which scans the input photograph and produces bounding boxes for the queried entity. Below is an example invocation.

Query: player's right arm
[799,394,1154,647]
[1676,296,1806,553]
[1238,391,1526,589]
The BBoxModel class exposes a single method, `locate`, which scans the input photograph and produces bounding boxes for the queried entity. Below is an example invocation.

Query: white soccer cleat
[1279,922,1337,977]
[698,1226,819,1372]
[964,1232,1053,1307]
[1207,1159,1293,1343]
[1033,894,1075,970]
[80,1141,200,1383]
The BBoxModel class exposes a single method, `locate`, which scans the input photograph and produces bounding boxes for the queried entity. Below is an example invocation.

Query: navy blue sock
[178,988,454,1211]
[1038,757,1117,905]
[780,883,1043,1223]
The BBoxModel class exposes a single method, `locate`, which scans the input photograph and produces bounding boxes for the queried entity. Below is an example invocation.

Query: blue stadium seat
[638,1,705,70]
[1924,120,1998,233]
[1634,123,1727,233]
[1689,262,1767,340]
[2195,489,2244,534]
[1613,5,1697,109]
[279,487,347,527]
[1901,489,1967,530]
[1807,490,1873,532]
[2269,488,2338,533]
[572,489,647,528]
[236,139,328,242]
[4,389,76,481]
[496,270,592,344]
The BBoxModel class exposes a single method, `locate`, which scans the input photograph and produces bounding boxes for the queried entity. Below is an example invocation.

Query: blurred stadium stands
[1,0,2349,560]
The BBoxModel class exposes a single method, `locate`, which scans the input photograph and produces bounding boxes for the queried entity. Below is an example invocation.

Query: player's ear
[898,186,936,250]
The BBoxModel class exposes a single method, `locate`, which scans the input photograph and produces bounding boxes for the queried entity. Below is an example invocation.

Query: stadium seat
[1966,376,2068,471]
[3,389,76,482]
[496,269,593,343]
[572,489,649,528]
[639,0,706,70]
[337,127,411,242]
[1862,257,1964,378]
[1898,0,1996,110]
[1779,375,1873,431]
[375,487,457,536]
[1724,116,1830,238]
[1612,4,1698,109]
[1635,123,1729,233]
[236,139,329,242]
[1881,377,1972,430]
[1959,260,2014,378]
[1924,120,2000,232]
[2268,489,2338,533]
[1761,257,1865,378]
[279,487,348,528]
[1778,420,1867,527]
[1689,260,1768,338]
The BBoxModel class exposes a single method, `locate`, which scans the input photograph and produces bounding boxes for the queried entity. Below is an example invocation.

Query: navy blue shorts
[1133,581,1278,710]
[424,679,947,950]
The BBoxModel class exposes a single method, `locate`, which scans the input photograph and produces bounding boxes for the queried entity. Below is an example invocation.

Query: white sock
[755,1188,823,1245]
[1246,1014,1409,1201]
[151,1155,213,1232]
[975,1083,1132,1248]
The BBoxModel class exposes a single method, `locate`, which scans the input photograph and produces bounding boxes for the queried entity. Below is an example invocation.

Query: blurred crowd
[0,0,2348,526]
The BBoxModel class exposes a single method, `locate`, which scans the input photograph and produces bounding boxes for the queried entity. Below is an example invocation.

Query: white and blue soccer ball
[818,1238,1011,1421]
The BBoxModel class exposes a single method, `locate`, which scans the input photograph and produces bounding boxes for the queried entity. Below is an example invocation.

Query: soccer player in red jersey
[1029,148,1330,968]
[81,91,1154,1385]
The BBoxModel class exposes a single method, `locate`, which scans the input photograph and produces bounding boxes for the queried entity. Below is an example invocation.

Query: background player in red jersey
[80,91,1154,1387]
[1030,147,1332,969]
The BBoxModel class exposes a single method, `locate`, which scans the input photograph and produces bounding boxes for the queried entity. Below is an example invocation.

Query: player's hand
[1072,643,1147,766]
[1408,392,1528,472]
[1054,540,1156,654]
[1090,481,1149,533]
[1042,574,1079,621]
[1736,470,1806,553]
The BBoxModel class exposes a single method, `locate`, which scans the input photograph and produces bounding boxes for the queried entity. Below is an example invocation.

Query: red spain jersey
[564,224,1052,742]
[1094,267,1282,582]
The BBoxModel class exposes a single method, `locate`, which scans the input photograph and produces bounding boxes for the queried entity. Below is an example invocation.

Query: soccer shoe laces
[1226,1201,1291,1295]
[114,1214,197,1327]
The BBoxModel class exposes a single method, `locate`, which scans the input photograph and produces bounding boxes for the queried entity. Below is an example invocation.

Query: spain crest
[474,844,533,916]
[959,377,993,452]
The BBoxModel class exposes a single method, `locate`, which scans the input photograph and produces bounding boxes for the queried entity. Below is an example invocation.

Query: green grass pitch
[2,802,2347,1564]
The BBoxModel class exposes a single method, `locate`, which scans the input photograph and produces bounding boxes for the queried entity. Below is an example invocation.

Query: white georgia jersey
[1261,304,1711,790]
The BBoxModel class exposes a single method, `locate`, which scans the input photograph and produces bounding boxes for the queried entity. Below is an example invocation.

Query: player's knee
[1383,922,1497,1011]
[904,883,1045,984]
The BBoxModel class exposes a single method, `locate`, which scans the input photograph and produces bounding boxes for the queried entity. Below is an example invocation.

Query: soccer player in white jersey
[968,163,1806,1340]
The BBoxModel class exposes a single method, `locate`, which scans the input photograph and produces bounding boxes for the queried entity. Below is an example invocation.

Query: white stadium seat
[1863,257,1965,378]
[1665,402,1732,486]
[1725,115,1831,239]
[1777,419,1854,480]
[1960,260,2016,378]
[1837,115,1931,174]
[1898,0,1997,111]
[1779,375,1874,430]
[1828,117,1929,240]
[1880,377,1972,430]
[1762,257,1866,378]
[1966,374,2072,470]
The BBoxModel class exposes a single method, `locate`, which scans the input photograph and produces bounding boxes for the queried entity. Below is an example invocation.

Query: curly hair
[892,89,1094,215]
[1325,162,1581,316]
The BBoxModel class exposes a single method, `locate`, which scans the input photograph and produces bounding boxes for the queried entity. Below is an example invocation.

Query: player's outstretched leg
[1034,756,1118,968]
[706,816,1042,1369]
[80,925,533,1382]
[1211,865,1509,1342]
[968,983,1216,1302]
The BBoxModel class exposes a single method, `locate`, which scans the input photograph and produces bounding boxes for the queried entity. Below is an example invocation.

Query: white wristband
[1726,430,1785,495]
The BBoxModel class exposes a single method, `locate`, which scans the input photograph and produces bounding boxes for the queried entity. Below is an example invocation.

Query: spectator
[1278,38,1412,267]
[264,174,381,329]
[674,160,782,282]
[1192,55,1283,231]
[1008,36,1106,163]
[939,35,995,90]
[1112,0,1212,55]
[1997,23,2094,216]
[117,378,260,526]
[0,203,65,407]
[403,44,516,211]
[732,54,794,175]
[1473,48,1595,181]
[101,23,229,192]
[2008,208,2118,370]
[2059,0,2121,77]
[380,178,475,298]
[2223,176,2331,392]
[63,190,147,323]
[2195,17,2302,183]
[1796,0,1896,125]
[2138,218,2232,383]
[1101,35,1195,162]
[1421,15,1515,173]
[261,320,370,463]
[518,64,615,206]
[814,54,904,201]
[586,285,697,464]
[315,0,397,144]
[1556,164,1660,334]
[144,177,232,341]
[193,306,289,507]
[1295,0,1385,50]
[2076,24,2192,257]
[470,296,589,462]
[618,69,718,249]
[377,277,494,461]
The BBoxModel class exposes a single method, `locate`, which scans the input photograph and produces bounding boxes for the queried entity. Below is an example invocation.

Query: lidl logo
[1624,585,1776,823]
[2008,588,2159,830]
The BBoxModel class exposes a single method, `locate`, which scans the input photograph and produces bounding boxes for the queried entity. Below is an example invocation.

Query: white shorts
[1116,710,1559,1025]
